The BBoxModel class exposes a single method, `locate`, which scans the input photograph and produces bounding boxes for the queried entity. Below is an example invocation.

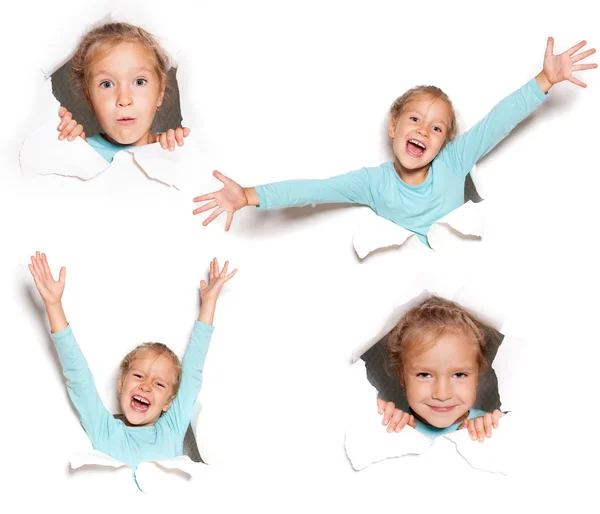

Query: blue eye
[134,78,147,86]
[99,80,113,89]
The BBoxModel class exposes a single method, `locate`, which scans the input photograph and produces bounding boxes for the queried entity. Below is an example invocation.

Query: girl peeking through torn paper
[28,252,236,487]
[193,38,596,247]
[56,21,190,162]
[376,297,503,442]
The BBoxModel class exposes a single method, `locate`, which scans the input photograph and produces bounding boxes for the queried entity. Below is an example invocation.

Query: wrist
[198,302,216,325]
[536,70,553,94]
[243,187,259,207]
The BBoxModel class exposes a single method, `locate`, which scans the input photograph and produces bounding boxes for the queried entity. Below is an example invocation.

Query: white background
[1,0,599,511]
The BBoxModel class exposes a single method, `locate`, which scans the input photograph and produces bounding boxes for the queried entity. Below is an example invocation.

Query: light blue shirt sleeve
[51,325,117,445]
[255,168,377,211]
[439,78,548,177]
[161,321,214,438]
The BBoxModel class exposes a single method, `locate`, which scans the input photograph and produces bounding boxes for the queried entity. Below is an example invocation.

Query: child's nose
[116,86,133,107]
[432,380,452,400]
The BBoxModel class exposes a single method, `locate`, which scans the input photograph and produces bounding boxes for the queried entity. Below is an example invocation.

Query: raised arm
[164,258,237,434]
[443,38,596,176]
[28,252,114,444]
[192,168,375,231]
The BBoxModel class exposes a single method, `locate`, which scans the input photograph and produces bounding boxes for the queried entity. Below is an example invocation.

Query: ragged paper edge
[352,200,483,259]
[344,361,434,471]
[19,115,195,188]
[69,450,206,492]
[442,412,515,475]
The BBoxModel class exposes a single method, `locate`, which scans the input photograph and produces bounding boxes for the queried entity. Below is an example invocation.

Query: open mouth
[405,138,426,158]
[131,394,151,413]
[117,117,136,126]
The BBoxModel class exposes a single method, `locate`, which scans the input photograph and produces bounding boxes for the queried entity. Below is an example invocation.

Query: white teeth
[133,395,150,405]
[408,139,426,149]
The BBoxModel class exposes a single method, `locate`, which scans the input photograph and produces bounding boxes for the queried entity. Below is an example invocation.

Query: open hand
[542,37,597,88]
[192,171,248,231]
[28,252,66,307]
[200,257,237,305]
[57,107,86,141]
[154,126,191,151]
[377,398,417,433]
[458,409,504,442]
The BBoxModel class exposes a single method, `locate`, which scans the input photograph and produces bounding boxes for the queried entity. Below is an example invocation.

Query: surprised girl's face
[88,41,165,147]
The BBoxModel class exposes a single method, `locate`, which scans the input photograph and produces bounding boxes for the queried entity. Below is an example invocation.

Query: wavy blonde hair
[386,296,487,386]
[389,85,458,146]
[70,21,170,109]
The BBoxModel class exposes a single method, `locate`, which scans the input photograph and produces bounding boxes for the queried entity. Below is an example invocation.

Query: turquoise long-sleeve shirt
[87,134,135,162]
[51,321,213,476]
[255,78,548,245]
[413,408,486,439]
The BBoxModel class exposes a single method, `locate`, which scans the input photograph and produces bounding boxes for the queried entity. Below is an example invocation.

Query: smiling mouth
[405,139,426,158]
[131,395,151,413]
[427,405,456,413]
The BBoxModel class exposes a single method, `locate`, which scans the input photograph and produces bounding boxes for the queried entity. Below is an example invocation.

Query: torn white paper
[345,405,434,471]
[352,199,483,259]
[19,119,195,188]
[69,450,207,493]
[443,413,514,475]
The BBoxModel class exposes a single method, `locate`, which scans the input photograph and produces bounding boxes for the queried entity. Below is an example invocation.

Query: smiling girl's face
[88,41,165,146]
[119,349,176,427]
[403,332,479,428]
[387,94,451,180]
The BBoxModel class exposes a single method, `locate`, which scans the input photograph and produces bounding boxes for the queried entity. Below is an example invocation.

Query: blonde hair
[70,21,170,109]
[119,342,182,397]
[389,86,458,146]
[386,296,487,386]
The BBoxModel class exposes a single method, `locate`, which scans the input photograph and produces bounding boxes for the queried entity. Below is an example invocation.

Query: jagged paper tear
[19,118,196,188]
[352,199,483,259]
[69,450,208,493]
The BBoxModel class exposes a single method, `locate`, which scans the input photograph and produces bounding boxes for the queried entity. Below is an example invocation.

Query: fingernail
[58,135,64,140]
[395,427,401,432]
[58,124,63,130]
[68,136,73,141]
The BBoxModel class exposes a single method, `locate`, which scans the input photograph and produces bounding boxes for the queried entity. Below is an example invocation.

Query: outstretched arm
[192,168,375,231]
[28,252,114,444]
[164,258,237,434]
[443,38,597,177]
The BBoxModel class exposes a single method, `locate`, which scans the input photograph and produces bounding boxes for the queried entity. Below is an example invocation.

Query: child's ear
[157,84,166,109]
[162,396,175,413]
[387,118,397,140]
